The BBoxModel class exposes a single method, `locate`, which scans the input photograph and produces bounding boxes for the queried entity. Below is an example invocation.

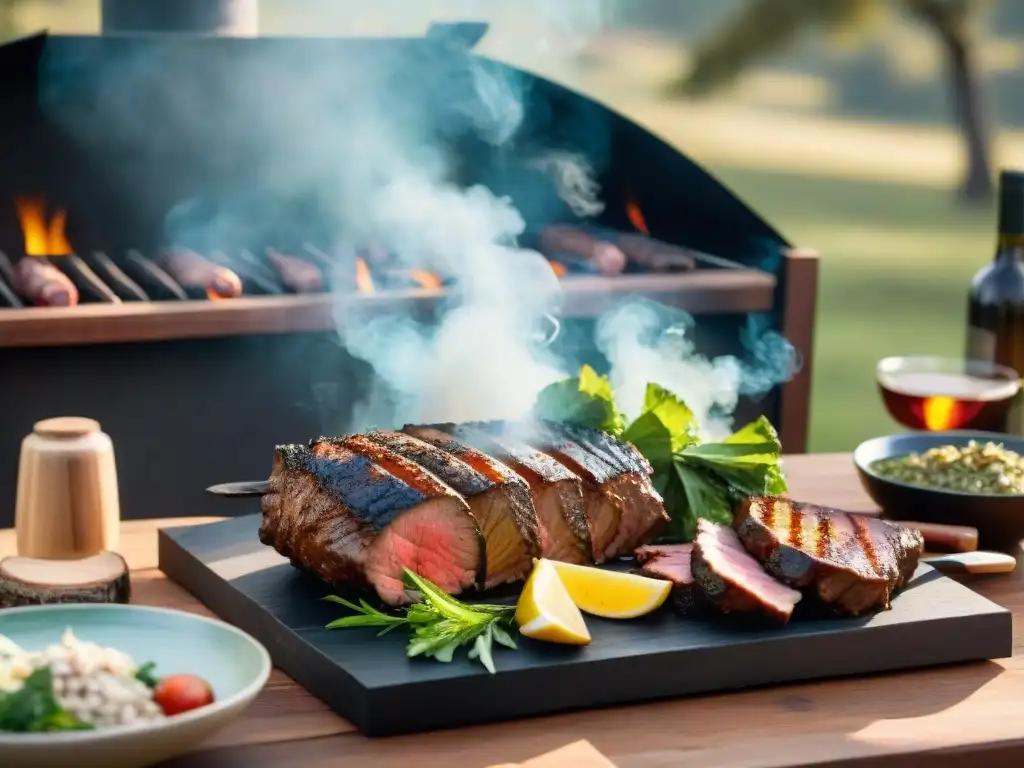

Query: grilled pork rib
[407,423,594,565]
[352,430,540,589]
[258,439,484,605]
[734,497,925,616]
[691,520,803,623]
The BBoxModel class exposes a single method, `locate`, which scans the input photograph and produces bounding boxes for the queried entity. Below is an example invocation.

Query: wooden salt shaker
[14,417,121,559]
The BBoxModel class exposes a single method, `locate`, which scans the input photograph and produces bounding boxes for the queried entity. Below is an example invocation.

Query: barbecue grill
[0,20,817,527]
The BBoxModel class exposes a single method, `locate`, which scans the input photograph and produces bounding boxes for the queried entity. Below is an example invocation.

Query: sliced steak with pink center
[691,520,802,623]
[350,430,540,589]
[258,438,484,606]
[733,496,925,616]
[633,543,707,614]
[407,423,594,565]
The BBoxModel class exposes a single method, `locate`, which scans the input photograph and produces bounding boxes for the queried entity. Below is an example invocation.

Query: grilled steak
[350,430,540,589]
[258,438,484,606]
[407,423,594,565]
[734,497,925,616]
[691,520,803,623]
[633,543,706,614]
[480,420,668,562]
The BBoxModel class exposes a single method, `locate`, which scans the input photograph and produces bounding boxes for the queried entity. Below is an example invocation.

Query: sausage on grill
[12,257,78,307]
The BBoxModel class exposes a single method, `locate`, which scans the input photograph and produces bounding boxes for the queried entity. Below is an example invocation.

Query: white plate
[0,603,271,768]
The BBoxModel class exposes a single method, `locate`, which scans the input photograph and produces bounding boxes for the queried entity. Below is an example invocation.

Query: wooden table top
[2,452,1022,768]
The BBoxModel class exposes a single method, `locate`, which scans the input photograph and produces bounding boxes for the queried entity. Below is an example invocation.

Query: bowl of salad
[0,603,271,768]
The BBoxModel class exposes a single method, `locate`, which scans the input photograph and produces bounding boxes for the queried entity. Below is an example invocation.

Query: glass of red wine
[877,356,1021,432]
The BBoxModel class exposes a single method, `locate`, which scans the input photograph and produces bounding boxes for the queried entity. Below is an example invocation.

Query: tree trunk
[101,0,258,36]
[932,19,994,202]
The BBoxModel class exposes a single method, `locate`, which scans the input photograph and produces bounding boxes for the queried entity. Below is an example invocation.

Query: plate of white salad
[0,603,271,768]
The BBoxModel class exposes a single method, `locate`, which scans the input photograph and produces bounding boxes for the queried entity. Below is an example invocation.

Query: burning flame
[355,257,376,293]
[408,270,442,290]
[547,260,568,277]
[626,200,649,235]
[14,197,72,256]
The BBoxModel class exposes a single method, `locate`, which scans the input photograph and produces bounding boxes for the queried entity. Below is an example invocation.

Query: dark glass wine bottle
[966,169,1024,433]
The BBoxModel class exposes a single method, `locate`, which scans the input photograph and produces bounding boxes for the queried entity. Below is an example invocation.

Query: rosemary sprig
[324,568,517,673]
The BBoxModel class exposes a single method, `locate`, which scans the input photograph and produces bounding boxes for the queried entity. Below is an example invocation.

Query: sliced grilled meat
[258,439,484,606]
[407,423,593,565]
[351,430,540,589]
[691,520,803,623]
[633,543,706,615]
[734,497,925,617]
[480,420,668,562]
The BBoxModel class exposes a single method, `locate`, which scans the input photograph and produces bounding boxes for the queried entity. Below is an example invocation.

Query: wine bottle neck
[998,233,1024,250]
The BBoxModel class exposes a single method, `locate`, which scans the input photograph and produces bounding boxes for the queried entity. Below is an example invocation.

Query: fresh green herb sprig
[324,568,517,674]
[0,667,92,733]
[534,367,787,541]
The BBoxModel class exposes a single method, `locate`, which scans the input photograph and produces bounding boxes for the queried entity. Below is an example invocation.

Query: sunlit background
[4,0,1023,452]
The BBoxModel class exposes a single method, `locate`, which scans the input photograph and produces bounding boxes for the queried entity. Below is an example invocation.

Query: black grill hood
[0,25,788,267]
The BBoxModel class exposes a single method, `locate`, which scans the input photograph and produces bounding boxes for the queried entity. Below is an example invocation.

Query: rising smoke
[43,1,797,435]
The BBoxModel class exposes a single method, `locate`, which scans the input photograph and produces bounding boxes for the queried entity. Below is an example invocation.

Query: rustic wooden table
[2,452,1022,768]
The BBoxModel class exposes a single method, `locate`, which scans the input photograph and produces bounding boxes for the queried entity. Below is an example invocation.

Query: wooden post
[778,248,819,455]
[101,0,258,36]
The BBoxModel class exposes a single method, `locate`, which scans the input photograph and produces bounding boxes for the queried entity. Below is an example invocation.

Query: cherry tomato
[153,674,216,716]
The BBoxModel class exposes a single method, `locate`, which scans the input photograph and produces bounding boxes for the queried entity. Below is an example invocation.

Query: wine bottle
[966,169,1024,433]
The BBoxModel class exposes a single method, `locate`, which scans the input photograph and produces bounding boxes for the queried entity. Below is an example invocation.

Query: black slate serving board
[158,514,1013,737]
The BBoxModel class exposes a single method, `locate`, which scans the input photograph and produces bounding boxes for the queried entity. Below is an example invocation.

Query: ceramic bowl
[853,430,1024,551]
[0,603,271,768]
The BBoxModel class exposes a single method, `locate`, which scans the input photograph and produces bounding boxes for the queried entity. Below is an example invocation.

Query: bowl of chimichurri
[854,431,1024,551]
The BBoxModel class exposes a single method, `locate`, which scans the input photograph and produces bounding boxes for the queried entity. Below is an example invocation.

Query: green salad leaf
[0,667,92,733]
[532,367,788,541]
[533,364,626,436]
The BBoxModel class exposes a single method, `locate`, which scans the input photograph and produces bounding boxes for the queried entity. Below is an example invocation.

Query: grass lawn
[706,166,995,452]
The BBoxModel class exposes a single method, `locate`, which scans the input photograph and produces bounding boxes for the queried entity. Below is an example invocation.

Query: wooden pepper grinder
[14,417,121,560]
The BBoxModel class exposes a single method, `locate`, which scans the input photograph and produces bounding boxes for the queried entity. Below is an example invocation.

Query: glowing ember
[408,270,442,290]
[354,257,375,293]
[547,260,568,277]
[626,201,649,235]
[14,197,72,257]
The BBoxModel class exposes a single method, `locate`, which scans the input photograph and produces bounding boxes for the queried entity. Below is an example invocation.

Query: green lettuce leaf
[677,415,786,498]
[533,364,625,435]
[623,383,699,475]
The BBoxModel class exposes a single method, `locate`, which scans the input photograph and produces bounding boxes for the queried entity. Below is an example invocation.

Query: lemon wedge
[515,559,591,645]
[550,560,672,619]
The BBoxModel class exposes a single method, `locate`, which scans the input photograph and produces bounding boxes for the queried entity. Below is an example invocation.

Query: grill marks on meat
[691,520,803,623]
[633,544,707,615]
[734,497,925,616]
[353,430,540,589]
[258,439,484,606]
[479,420,668,562]
[408,424,594,566]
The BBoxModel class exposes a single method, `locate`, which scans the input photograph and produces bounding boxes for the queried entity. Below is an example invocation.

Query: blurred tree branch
[675,0,995,202]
